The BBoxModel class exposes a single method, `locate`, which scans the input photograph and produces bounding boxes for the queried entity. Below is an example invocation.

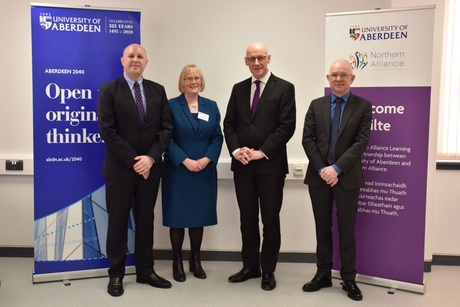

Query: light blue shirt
[124,74,146,112]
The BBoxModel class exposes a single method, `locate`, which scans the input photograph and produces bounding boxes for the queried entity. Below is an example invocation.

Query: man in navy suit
[302,59,372,301]
[97,44,173,296]
[224,42,296,291]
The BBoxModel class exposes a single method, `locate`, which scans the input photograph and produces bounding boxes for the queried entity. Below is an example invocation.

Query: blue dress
[162,94,223,228]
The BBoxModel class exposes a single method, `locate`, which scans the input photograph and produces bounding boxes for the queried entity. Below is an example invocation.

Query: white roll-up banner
[326,6,435,293]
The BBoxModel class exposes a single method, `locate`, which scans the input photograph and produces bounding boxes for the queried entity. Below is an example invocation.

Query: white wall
[390,0,458,258]
[1,0,458,260]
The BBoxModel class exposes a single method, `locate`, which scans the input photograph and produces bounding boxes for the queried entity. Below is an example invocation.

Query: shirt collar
[124,74,144,89]
[252,70,271,84]
[331,91,351,103]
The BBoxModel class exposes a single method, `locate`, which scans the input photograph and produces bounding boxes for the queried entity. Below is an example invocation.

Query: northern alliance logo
[350,50,406,70]
[349,52,368,70]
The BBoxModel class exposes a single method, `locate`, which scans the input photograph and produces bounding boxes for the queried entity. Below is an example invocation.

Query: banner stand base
[32,265,135,284]
[332,271,425,294]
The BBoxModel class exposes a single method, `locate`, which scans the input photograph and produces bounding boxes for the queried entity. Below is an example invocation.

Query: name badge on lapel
[198,112,209,122]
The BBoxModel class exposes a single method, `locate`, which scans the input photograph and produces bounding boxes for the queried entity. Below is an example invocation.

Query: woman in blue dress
[162,64,223,282]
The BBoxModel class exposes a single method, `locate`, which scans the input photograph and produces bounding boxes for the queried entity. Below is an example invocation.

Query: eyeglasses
[245,56,268,63]
[329,73,353,79]
[184,77,201,82]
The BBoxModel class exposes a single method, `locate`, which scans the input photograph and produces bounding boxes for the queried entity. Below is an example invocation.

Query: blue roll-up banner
[31,4,140,283]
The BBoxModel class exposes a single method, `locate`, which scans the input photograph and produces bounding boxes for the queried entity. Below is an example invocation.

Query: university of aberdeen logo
[39,13,52,30]
[349,26,360,41]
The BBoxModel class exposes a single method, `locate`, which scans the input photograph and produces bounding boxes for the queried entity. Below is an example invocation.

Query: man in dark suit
[224,42,296,291]
[97,43,173,296]
[302,59,372,301]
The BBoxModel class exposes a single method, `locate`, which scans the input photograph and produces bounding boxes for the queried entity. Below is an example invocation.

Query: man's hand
[133,155,154,179]
[248,149,264,161]
[233,147,252,165]
[320,166,339,187]
[141,169,150,180]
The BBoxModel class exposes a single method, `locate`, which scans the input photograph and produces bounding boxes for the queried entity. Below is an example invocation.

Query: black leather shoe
[228,268,262,283]
[302,274,332,292]
[261,273,276,291]
[107,277,124,297]
[342,280,363,301]
[136,271,172,289]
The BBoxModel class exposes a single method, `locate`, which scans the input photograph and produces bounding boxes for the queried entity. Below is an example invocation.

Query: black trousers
[105,175,160,278]
[308,183,359,281]
[233,171,285,274]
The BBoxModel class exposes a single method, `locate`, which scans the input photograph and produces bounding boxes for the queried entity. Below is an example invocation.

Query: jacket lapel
[142,80,153,124]
[119,77,141,124]
[323,95,332,138]
[252,74,276,119]
[179,94,198,132]
[241,78,252,119]
[338,93,356,138]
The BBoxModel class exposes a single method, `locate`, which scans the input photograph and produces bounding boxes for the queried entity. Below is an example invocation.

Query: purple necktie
[251,80,261,117]
[134,81,146,125]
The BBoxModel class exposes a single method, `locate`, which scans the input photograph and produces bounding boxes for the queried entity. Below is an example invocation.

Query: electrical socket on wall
[293,164,306,177]
[5,160,24,171]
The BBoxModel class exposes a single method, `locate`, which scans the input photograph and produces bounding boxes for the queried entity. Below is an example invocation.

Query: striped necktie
[134,81,145,125]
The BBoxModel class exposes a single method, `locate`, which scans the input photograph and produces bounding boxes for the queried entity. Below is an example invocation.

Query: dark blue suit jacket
[302,92,372,189]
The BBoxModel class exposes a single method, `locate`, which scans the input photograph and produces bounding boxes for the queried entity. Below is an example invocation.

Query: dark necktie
[327,97,343,164]
[251,80,261,117]
[134,81,146,125]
